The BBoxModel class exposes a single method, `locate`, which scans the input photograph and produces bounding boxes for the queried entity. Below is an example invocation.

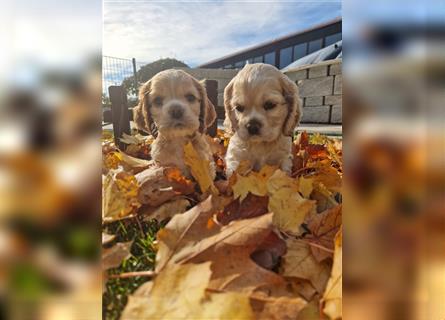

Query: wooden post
[205,80,218,137]
[109,85,131,150]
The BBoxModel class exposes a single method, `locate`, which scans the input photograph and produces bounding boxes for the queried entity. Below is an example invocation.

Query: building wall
[199,18,341,70]
[285,59,342,124]
[178,60,342,125]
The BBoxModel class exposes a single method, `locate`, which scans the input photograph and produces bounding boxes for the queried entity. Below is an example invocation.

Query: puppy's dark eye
[185,94,196,103]
[235,104,245,113]
[264,101,277,110]
[153,96,163,106]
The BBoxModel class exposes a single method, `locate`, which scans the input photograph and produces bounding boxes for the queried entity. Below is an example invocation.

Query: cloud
[104,1,341,67]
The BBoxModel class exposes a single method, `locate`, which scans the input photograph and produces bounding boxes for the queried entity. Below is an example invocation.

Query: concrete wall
[284,59,342,124]
[178,60,342,124]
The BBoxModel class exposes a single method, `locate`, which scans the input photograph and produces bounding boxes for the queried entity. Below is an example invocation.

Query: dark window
[264,52,276,66]
[247,58,254,64]
[293,43,307,61]
[308,39,323,53]
[234,61,244,68]
[224,64,233,69]
[279,47,293,68]
[325,33,342,46]
[253,56,263,63]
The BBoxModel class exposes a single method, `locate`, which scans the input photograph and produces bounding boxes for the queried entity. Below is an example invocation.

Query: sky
[103,1,342,67]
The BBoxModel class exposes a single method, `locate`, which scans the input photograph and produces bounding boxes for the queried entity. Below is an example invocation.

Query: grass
[103,218,164,320]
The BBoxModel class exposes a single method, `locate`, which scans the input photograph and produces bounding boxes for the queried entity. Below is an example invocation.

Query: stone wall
[284,59,342,124]
[178,60,342,124]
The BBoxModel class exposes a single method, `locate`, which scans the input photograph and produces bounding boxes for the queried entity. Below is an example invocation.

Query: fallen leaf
[119,152,153,173]
[183,142,218,194]
[164,167,196,195]
[216,193,269,225]
[306,204,342,262]
[322,229,342,320]
[281,239,331,293]
[141,198,190,221]
[298,176,314,198]
[102,170,141,222]
[232,165,277,201]
[155,196,306,319]
[267,170,316,234]
[102,241,132,270]
[121,262,254,320]
[155,196,226,272]
[136,166,194,207]
[102,233,115,246]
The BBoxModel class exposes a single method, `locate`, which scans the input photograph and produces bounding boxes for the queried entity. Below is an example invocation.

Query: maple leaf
[121,262,254,320]
[136,166,194,207]
[102,241,132,270]
[267,170,316,234]
[216,193,269,225]
[281,239,331,293]
[155,196,307,319]
[298,176,314,198]
[102,170,141,222]
[140,198,190,221]
[322,229,342,320]
[183,141,218,194]
[305,204,342,262]
[232,165,277,201]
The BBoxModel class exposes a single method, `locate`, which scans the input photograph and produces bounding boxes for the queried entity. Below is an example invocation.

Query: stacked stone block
[285,60,342,124]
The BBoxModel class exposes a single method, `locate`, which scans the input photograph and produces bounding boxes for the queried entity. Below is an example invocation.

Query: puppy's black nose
[246,119,262,135]
[169,104,183,119]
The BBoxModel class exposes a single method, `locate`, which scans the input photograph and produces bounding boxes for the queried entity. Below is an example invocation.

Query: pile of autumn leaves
[102,130,342,320]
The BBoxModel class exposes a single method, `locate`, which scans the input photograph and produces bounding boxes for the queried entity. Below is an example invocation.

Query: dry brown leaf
[102,170,141,222]
[141,198,190,221]
[306,204,342,262]
[121,262,254,320]
[267,170,316,234]
[136,166,194,207]
[102,241,132,270]
[232,165,277,201]
[322,229,342,320]
[102,233,115,246]
[155,196,307,319]
[155,196,226,272]
[183,141,218,194]
[281,239,331,293]
[216,193,269,225]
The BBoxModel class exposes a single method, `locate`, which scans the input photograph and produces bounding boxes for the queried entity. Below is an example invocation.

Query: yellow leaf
[322,229,342,320]
[281,239,331,293]
[121,262,254,320]
[103,151,122,170]
[183,142,218,194]
[102,170,141,222]
[267,170,316,234]
[298,176,314,198]
[232,165,277,201]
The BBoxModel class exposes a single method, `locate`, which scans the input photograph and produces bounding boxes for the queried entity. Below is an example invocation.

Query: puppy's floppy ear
[223,76,238,134]
[194,79,216,133]
[133,80,157,137]
[280,74,302,136]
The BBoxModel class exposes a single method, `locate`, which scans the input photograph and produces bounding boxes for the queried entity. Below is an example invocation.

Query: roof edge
[198,17,342,67]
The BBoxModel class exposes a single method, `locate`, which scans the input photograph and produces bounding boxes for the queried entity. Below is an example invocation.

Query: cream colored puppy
[133,69,216,178]
[224,63,302,176]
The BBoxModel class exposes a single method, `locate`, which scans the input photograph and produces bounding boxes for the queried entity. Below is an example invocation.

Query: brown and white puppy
[224,63,302,176]
[133,69,216,178]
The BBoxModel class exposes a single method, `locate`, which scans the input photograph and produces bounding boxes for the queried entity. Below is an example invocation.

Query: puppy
[224,63,302,176]
[133,69,216,178]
